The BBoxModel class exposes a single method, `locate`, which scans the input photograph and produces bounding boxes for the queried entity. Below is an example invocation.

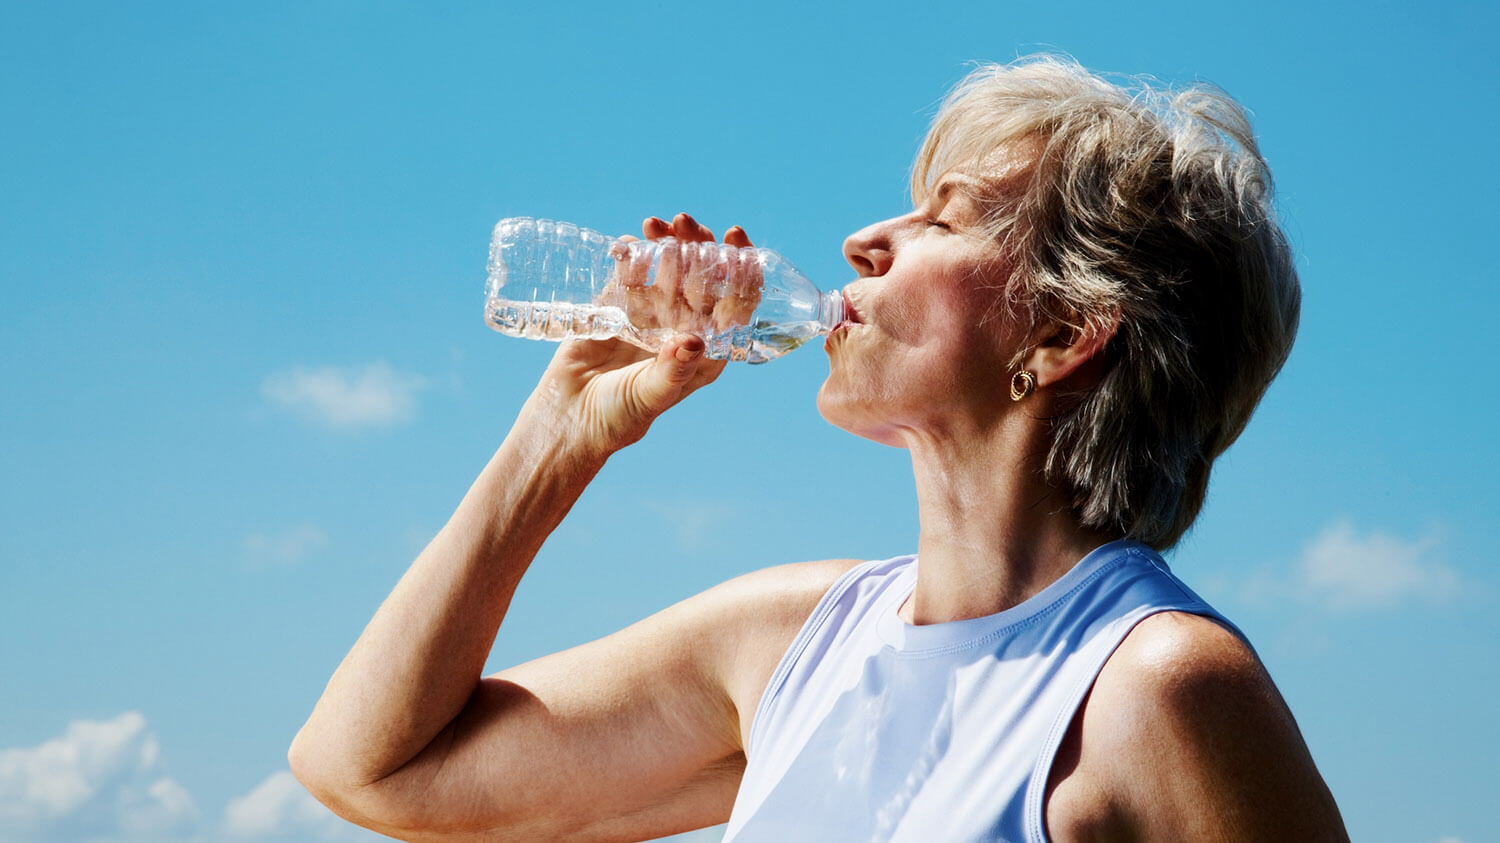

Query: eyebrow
[931,174,984,206]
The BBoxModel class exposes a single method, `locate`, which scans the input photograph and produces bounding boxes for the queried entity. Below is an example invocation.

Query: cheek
[880,290,944,347]
[887,263,1002,347]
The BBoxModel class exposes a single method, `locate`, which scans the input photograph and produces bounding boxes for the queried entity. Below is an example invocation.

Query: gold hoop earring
[1009,370,1036,402]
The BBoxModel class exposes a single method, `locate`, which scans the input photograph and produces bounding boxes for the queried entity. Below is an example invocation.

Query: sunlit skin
[820,175,1022,449]
[289,180,1348,839]
[822,145,1119,624]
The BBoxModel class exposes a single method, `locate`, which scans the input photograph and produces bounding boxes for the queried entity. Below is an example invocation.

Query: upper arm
[338,559,858,841]
[1051,612,1348,842]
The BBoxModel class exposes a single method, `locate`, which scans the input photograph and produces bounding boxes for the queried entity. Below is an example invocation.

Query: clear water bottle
[484,217,844,363]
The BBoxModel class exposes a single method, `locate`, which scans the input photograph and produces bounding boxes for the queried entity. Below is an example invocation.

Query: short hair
[913,56,1300,549]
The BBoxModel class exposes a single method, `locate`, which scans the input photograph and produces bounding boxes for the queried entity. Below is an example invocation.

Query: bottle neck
[817,289,846,332]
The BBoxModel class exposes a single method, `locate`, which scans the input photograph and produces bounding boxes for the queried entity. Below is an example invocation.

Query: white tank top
[723,540,1237,842]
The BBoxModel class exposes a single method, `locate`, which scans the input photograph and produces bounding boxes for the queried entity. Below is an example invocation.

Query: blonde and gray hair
[914,56,1300,549]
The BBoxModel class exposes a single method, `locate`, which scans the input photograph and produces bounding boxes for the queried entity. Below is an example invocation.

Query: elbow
[287,726,342,808]
[286,727,319,790]
[286,725,367,812]
[287,728,437,838]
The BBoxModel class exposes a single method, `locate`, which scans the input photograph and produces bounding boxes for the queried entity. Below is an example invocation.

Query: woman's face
[818,159,1032,447]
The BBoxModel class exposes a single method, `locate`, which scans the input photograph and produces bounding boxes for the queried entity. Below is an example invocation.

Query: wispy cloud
[262,362,426,429]
[0,712,197,840]
[1296,519,1458,611]
[243,525,327,568]
[223,771,382,840]
[646,501,736,553]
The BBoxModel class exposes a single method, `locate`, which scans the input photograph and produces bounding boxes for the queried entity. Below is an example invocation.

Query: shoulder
[681,559,867,747]
[688,558,869,642]
[1105,611,1267,708]
[1048,611,1348,841]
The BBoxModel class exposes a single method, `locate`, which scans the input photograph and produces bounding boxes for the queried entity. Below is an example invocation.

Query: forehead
[924,137,1043,206]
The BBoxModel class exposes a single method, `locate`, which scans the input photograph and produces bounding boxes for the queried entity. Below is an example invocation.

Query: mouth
[826,288,864,351]
[838,288,863,329]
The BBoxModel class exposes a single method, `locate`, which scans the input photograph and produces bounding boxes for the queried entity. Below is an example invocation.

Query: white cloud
[0,716,392,843]
[0,711,197,840]
[223,771,382,841]
[1297,519,1458,611]
[262,362,426,429]
[243,525,327,567]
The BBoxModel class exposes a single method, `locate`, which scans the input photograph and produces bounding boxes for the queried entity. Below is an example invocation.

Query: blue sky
[2,2,1496,841]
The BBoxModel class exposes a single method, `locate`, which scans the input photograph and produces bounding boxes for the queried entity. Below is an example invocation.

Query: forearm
[290,397,607,791]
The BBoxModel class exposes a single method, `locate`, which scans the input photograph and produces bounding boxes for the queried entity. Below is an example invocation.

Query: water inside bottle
[486,297,823,364]
[486,299,630,341]
[748,319,821,360]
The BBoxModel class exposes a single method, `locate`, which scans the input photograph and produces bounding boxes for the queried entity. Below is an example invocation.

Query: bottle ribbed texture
[485,217,842,363]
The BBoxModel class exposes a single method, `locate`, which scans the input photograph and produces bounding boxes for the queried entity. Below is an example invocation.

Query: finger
[608,233,639,262]
[633,334,709,414]
[643,216,671,240]
[731,254,765,327]
[669,213,717,328]
[695,225,750,330]
[611,233,647,291]
[602,235,642,309]
[673,212,714,243]
[683,249,720,325]
[715,236,764,331]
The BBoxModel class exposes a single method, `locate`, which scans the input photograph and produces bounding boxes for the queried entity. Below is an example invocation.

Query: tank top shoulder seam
[745,555,910,756]
[1021,599,1228,843]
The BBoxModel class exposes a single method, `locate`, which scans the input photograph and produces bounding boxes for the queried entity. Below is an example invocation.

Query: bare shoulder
[1048,612,1348,841]
[696,557,866,622]
[689,558,866,746]
[1105,611,1269,707]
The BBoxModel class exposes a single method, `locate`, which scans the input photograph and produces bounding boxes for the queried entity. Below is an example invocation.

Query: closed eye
[926,219,951,230]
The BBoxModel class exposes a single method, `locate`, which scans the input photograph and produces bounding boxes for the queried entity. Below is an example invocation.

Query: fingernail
[675,345,703,363]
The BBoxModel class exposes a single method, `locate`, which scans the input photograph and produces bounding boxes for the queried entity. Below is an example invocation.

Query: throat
[901,422,1119,625]
[904,522,1118,625]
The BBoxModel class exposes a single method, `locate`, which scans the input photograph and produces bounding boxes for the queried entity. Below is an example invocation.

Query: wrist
[516,380,619,468]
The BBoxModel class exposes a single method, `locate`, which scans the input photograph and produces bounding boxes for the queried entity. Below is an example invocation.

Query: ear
[1023,310,1121,391]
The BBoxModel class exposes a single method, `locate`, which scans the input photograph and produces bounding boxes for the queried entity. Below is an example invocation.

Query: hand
[605,215,763,343]
[530,213,757,455]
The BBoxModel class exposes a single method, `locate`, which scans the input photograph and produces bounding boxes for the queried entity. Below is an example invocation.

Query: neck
[898,414,1116,625]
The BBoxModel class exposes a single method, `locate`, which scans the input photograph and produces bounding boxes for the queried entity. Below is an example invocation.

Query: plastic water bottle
[484,217,844,363]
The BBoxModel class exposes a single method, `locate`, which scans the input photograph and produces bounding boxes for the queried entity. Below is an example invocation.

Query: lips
[840,289,863,327]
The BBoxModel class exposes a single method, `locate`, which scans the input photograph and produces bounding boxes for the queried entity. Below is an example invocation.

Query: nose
[843,220,894,278]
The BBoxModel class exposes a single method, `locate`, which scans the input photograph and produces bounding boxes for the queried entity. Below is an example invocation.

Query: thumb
[633,334,707,414]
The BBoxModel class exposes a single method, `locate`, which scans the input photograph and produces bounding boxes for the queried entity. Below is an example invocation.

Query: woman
[290,57,1347,841]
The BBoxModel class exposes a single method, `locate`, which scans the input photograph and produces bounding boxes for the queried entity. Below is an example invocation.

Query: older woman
[290,57,1347,841]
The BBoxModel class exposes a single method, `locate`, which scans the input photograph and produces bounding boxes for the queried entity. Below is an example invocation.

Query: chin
[816,381,906,448]
[816,378,861,434]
